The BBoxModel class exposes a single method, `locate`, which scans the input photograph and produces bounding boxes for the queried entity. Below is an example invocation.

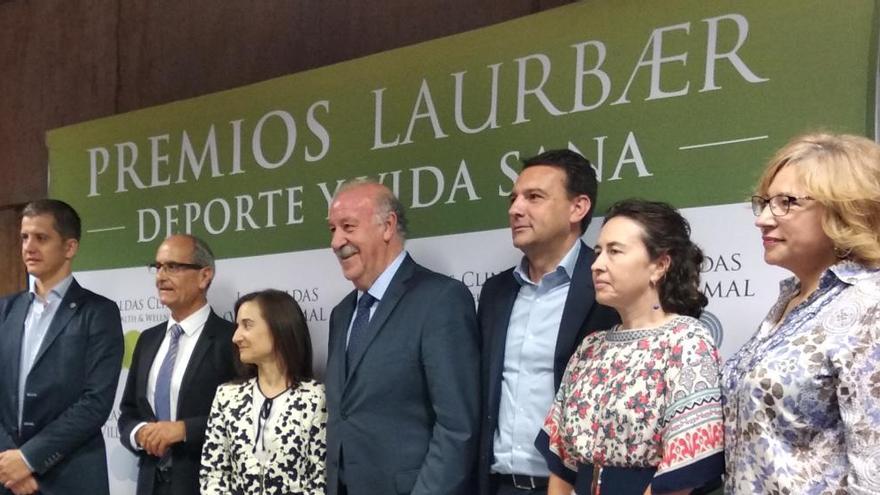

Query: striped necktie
[154,324,184,421]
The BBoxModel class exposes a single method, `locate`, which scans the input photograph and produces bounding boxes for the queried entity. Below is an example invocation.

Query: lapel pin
[69,302,77,309]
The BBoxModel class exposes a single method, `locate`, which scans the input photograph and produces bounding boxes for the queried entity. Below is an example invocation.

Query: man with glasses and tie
[118,234,235,495]
[325,180,480,495]
[0,199,123,495]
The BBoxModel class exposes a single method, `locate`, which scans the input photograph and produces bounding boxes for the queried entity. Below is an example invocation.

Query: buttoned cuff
[130,422,148,451]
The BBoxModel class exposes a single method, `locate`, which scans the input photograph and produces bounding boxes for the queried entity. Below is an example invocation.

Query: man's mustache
[335,244,359,260]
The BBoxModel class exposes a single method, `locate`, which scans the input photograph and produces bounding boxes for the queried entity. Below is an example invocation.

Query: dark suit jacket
[0,278,124,495]
[325,255,480,495]
[477,241,619,495]
[118,309,235,495]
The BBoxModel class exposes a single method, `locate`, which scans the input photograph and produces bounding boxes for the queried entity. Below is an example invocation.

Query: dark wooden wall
[0,0,572,295]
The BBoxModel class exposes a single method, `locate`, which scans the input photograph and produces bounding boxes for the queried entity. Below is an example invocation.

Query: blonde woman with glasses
[723,133,880,494]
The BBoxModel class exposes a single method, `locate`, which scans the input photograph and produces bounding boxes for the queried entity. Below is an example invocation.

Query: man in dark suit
[478,150,619,495]
[118,234,236,495]
[325,180,480,495]
[0,199,123,495]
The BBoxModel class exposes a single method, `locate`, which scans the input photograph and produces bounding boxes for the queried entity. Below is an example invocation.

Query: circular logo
[699,311,724,347]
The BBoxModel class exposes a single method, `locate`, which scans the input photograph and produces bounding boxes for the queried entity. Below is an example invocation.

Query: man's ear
[569,194,591,225]
[64,238,79,260]
[382,212,398,242]
[199,266,215,290]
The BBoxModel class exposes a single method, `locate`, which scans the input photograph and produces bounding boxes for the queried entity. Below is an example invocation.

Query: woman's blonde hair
[756,132,880,267]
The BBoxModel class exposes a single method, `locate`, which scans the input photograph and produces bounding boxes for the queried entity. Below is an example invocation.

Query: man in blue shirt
[0,199,123,495]
[477,150,618,495]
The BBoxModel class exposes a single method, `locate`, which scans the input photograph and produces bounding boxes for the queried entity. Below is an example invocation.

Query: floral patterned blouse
[536,315,724,494]
[722,261,880,494]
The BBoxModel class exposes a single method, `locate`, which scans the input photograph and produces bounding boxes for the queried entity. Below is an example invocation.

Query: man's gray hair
[188,235,216,271]
[334,179,408,239]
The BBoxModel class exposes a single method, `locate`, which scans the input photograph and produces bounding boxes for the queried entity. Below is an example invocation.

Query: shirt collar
[779,259,879,296]
[28,274,74,303]
[362,250,407,303]
[513,240,581,286]
[168,303,211,337]
[829,259,880,284]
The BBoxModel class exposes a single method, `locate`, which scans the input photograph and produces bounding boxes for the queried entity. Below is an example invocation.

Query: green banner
[48,0,878,270]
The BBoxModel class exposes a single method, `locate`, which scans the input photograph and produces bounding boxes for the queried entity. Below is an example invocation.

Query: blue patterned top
[721,261,880,494]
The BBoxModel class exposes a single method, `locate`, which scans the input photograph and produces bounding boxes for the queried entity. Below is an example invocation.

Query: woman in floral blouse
[537,199,724,495]
[722,133,880,494]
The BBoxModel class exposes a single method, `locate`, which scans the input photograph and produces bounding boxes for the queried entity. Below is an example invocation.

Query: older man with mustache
[324,179,480,495]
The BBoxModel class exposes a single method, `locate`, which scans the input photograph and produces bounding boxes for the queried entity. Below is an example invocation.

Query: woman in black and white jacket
[201,289,326,495]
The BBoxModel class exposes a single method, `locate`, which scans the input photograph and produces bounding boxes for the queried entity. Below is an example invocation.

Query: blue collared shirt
[492,241,580,476]
[346,250,408,346]
[19,274,75,427]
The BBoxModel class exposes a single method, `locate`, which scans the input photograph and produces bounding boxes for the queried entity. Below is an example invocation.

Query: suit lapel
[2,293,32,415]
[177,311,219,416]
[330,292,356,395]
[488,273,520,412]
[31,280,84,368]
[343,255,415,387]
[552,242,597,386]
[139,325,166,417]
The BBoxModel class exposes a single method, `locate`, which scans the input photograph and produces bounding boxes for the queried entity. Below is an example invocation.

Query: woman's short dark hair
[232,289,313,388]
[603,199,708,318]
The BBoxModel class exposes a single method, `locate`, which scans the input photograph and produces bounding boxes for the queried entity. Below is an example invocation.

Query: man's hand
[8,475,38,495]
[138,421,186,457]
[0,450,32,488]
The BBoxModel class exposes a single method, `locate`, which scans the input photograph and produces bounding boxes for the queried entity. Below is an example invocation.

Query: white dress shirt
[130,303,211,448]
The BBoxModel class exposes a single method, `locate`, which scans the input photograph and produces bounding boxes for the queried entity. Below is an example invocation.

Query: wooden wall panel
[0,0,118,207]
[0,206,24,296]
[113,0,573,111]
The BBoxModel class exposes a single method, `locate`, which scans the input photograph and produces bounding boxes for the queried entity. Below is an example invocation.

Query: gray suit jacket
[0,279,124,495]
[325,255,480,495]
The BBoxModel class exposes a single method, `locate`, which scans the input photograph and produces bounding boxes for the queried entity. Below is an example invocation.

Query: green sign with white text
[48,0,878,270]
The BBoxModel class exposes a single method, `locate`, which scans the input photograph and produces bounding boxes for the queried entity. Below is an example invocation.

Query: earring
[652,303,661,310]
[833,246,852,259]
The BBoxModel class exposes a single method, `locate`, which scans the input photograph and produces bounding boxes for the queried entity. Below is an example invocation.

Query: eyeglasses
[750,194,814,217]
[147,261,204,274]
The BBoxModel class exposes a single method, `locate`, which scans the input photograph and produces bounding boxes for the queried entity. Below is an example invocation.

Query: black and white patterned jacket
[200,378,327,495]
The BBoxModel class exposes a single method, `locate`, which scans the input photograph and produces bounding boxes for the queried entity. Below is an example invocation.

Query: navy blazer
[325,255,480,495]
[0,279,123,495]
[117,309,236,495]
[476,241,619,495]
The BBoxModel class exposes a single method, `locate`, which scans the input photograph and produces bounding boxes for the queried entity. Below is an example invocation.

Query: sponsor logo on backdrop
[701,252,755,299]
[698,310,724,347]
[228,287,327,323]
[454,270,502,301]
[102,410,121,440]
[116,296,170,368]
[116,296,170,323]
